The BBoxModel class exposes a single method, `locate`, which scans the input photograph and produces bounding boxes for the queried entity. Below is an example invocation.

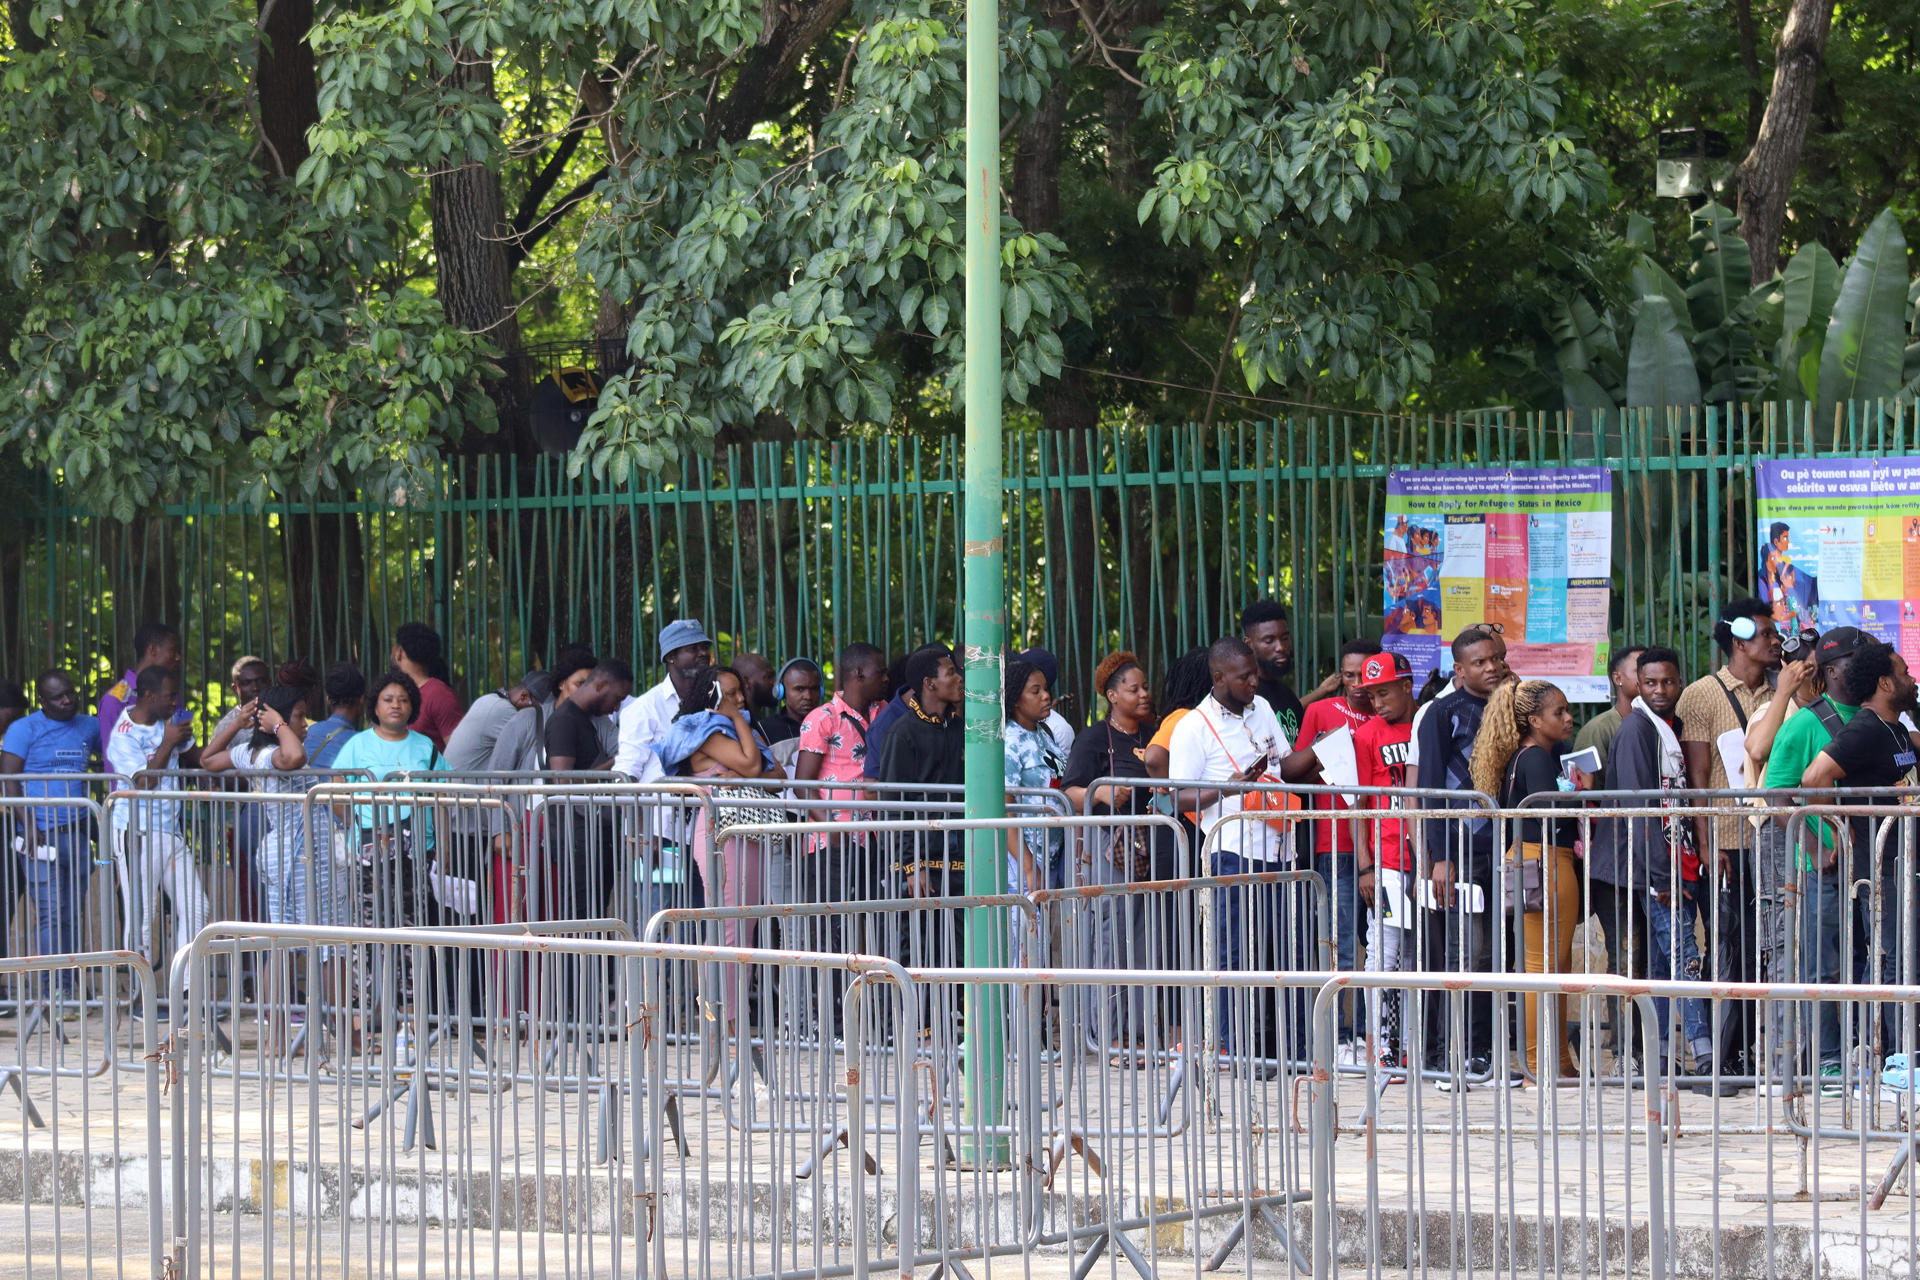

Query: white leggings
[113,830,211,979]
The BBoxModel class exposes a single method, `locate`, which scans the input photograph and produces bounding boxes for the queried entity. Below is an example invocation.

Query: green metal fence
[2,399,1912,724]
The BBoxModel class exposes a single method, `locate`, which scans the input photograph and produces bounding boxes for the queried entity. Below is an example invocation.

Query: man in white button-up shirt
[1167,638,1305,1066]
[614,619,714,779]
[1167,648,1291,865]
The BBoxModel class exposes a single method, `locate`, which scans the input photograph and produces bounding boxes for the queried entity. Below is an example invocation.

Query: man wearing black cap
[1760,625,1866,1091]
[1800,640,1920,1078]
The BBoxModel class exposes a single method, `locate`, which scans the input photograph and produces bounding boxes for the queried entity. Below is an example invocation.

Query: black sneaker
[1437,1055,1491,1092]
[1688,1077,1742,1097]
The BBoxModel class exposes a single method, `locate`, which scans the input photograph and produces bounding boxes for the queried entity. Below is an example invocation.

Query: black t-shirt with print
[1257,676,1305,742]
[1821,709,1918,873]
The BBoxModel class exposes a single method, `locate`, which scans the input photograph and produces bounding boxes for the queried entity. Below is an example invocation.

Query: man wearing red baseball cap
[1354,651,1418,1077]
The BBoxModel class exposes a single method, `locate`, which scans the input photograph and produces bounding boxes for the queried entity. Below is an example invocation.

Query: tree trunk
[255,0,317,179]
[1013,0,1100,436]
[282,508,368,667]
[432,50,530,453]
[1731,0,1764,147]
[7,0,45,52]
[1734,0,1835,284]
[254,0,365,657]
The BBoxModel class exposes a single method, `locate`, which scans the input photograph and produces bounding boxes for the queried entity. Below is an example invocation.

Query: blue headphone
[773,658,821,703]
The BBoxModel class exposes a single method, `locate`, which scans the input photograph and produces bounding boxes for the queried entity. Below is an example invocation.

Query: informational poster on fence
[1383,468,1613,702]
[1755,457,1920,669]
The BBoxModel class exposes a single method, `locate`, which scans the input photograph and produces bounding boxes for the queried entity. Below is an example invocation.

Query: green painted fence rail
[3,399,1912,725]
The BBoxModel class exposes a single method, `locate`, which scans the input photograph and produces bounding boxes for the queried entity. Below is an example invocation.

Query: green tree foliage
[1538,0,1920,257]
[35,0,1920,500]
[1532,201,1919,417]
[0,0,498,516]
[3,0,1607,502]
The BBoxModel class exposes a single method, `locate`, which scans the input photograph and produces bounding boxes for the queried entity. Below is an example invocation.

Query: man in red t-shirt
[1352,651,1417,1074]
[1279,639,1379,1055]
[391,621,464,752]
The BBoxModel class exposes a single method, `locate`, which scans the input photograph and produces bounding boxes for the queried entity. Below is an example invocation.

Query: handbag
[1101,724,1154,879]
[1504,846,1547,913]
[1502,756,1546,912]
[1106,824,1154,880]
[710,783,788,834]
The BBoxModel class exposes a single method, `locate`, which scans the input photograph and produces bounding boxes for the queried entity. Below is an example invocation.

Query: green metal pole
[960,0,1008,1167]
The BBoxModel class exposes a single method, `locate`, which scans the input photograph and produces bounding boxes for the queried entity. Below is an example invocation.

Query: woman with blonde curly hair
[1471,678,1585,1083]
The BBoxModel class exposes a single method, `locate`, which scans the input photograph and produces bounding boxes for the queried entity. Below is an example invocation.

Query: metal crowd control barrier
[0,795,114,1043]
[6,914,1920,1277]
[0,949,163,1275]
[164,922,919,1280]
[302,779,714,934]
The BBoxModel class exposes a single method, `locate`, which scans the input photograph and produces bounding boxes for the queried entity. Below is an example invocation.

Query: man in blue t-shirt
[0,671,102,997]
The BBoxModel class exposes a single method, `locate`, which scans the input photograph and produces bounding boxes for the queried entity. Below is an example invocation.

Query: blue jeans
[1797,861,1909,1067]
[19,823,95,989]
[1310,849,1359,1037]
[1646,884,1712,1070]
[1213,850,1314,1060]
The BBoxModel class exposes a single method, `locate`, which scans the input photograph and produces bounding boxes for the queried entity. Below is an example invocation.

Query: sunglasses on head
[1467,622,1505,636]
[1780,627,1819,659]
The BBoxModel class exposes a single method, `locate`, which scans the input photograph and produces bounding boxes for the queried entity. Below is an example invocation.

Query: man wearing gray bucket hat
[614,618,715,779]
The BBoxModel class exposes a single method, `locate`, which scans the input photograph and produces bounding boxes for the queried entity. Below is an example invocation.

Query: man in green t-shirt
[1757,626,1863,1090]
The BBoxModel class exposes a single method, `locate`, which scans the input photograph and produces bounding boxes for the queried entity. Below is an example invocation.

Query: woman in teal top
[332,672,442,1029]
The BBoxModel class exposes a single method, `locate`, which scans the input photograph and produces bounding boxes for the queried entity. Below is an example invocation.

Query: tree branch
[709,0,855,145]
[511,106,590,235]
[507,165,609,267]
[1070,0,1147,89]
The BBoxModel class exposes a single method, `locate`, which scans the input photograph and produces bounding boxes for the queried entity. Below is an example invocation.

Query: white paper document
[1716,726,1749,788]
[1311,724,1361,805]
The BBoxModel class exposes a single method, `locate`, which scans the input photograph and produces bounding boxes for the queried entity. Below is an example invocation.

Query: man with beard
[1800,641,1920,1083]
[1241,600,1306,742]
[615,620,714,778]
[733,653,779,730]
[1674,598,1781,1080]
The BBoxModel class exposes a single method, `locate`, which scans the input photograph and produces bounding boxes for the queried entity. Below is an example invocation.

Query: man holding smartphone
[1168,638,1296,1069]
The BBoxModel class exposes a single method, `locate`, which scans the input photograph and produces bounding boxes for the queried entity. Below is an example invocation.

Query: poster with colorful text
[1755,457,1920,672]
[1383,468,1613,702]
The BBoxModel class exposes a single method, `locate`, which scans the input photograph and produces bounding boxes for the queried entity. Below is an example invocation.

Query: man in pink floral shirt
[795,643,888,828]
[787,642,889,1038]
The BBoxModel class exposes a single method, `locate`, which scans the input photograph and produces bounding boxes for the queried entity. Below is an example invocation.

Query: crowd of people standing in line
[0,596,1910,1096]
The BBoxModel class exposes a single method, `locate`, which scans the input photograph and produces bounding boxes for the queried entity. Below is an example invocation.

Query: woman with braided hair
[1471,678,1587,1083]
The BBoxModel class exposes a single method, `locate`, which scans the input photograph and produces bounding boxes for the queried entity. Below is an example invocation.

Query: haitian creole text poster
[1755,457,1920,670]
[1383,468,1613,702]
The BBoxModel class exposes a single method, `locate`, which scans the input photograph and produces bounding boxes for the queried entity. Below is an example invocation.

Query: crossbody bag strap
[1717,673,1750,731]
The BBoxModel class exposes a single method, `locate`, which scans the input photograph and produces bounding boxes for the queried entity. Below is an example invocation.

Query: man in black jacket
[1412,626,1510,1076]
[1588,647,1700,1080]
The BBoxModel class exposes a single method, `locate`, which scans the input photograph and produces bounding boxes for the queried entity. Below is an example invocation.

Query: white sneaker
[1335,1040,1363,1068]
